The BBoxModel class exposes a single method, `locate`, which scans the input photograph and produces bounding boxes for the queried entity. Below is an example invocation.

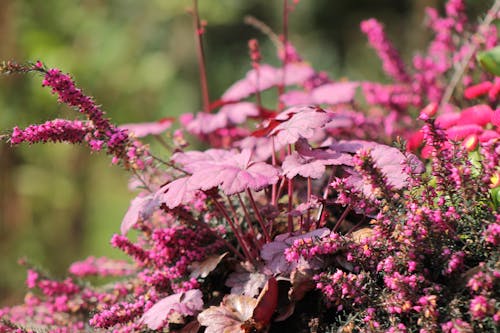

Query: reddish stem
[211,195,254,264]
[237,193,259,242]
[192,0,210,113]
[287,144,294,232]
[168,207,244,261]
[246,189,271,242]
[332,205,352,233]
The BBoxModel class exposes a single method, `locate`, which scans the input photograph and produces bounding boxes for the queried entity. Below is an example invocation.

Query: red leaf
[252,277,278,326]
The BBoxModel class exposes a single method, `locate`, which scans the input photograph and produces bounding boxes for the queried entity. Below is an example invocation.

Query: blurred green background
[0,0,491,305]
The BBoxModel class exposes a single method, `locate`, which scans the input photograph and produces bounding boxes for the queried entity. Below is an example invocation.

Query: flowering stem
[174,207,244,260]
[192,0,210,113]
[246,189,271,242]
[211,195,254,263]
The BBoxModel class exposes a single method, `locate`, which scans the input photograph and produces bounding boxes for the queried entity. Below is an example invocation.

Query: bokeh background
[0,0,491,305]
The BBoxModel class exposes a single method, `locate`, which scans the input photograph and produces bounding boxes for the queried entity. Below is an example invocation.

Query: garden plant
[1,0,500,332]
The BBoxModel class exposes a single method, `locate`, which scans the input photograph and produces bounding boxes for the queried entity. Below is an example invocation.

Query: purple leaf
[120,194,159,235]
[281,82,359,107]
[282,139,353,179]
[119,118,173,138]
[172,149,235,173]
[269,106,334,145]
[222,63,314,102]
[261,228,330,274]
[141,289,203,330]
[280,90,313,106]
[184,102,259,135]
[155,177,197,209]
[186,149,279,195]
[234,136,284,162]
[311,82,359,104]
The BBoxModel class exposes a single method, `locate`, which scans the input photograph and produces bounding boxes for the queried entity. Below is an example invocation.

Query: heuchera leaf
[141,289,204,330]
[198,294,258,333]
[281,82,359,107]
[155,176,197,209]
[282,138,353,179]
[186,149,280,195]
[225,270,268,297]
[269,106,334,145]
[120,194,159,235]
[234,136,284,162]
[184,102,259,135]
[261,228,330,274]
[119,118,173,137]
[221,63,314,102]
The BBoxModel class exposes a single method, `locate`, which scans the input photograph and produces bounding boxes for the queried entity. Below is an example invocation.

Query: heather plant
[1,0,500,332]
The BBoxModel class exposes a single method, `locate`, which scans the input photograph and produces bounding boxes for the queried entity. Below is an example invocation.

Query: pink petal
[435,112,460,129]
[446,124,483,140]
[458,104,493,127]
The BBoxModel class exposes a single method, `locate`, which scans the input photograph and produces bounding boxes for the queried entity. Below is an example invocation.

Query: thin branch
[439,0,500,109]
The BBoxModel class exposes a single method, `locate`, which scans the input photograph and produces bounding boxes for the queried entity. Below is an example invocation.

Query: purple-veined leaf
[141,289,203,330]
[282,82,359,107]
[269,106,334,145]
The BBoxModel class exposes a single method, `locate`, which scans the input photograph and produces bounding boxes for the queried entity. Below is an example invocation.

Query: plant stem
[237,193,258,241]
[332,205,352,233]
[287,144,294,232]
[174,207,244,260]
[246,189,271,242]
[192,0,210,113]
[211,195,254,263]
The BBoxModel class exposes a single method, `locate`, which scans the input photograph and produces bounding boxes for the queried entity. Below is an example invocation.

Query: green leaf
[490,187,500,209]
[477,46,500,76]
